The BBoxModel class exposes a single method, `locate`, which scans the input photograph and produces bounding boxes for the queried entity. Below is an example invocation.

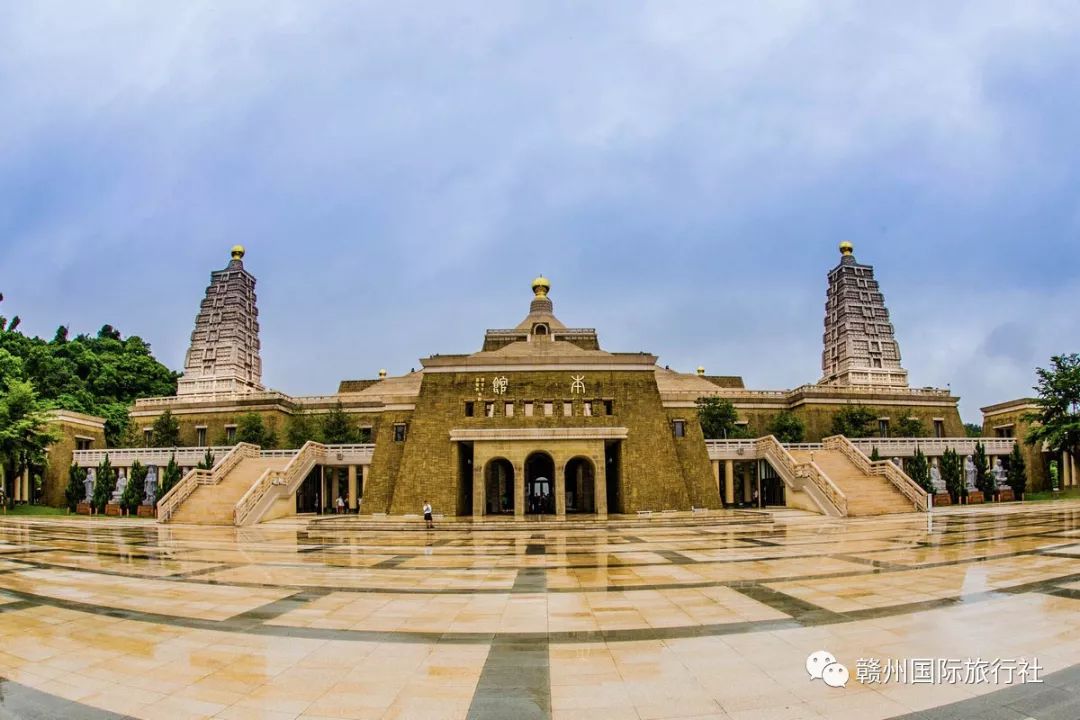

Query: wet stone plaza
[1,504,1079,720]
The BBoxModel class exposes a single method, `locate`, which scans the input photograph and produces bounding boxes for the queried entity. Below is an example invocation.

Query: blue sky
[1,2,1078,422]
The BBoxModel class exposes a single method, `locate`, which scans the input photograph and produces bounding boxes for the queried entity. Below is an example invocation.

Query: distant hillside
[0,294,178,446]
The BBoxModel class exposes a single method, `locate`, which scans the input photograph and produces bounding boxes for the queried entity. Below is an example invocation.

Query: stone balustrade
[706,437,1015,461]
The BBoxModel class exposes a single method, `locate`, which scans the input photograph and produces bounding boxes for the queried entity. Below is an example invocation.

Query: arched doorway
[525,452,555,514]
[484,458,514,515]
[564,457,595,513]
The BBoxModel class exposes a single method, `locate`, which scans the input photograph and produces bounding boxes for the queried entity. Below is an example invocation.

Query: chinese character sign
[570,375,586,394]
[492,376,509,395]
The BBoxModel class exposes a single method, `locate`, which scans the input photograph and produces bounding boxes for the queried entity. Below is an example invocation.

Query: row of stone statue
[82,466,159,506]
[924,456,1008,495]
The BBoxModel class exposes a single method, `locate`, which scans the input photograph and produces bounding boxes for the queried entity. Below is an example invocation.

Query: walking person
[423,499,434,529]
[335,494,345,515]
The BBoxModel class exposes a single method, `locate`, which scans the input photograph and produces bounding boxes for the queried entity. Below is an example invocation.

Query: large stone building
[58,243,1002,523]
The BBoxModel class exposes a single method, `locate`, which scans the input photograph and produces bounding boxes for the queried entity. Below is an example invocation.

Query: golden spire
[531,275,551,298]
[231,245,246,260]
[839,241,854,257]
[696,366,705,376]
[378,369,387,379]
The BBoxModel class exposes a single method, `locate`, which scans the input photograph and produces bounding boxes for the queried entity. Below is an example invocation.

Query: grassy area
[1020,487,1080,502]
[0,504,144,518]
[0,504,69,516]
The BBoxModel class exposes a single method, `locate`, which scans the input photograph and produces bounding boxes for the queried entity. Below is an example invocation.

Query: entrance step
[307,510,772,532]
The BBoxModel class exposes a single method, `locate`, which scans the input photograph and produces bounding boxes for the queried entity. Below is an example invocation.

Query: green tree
[91,455,116,513]
[1007,443,1027,498]
[908,448,932,493]
[941,448,963,503]
[830,405,877,438]
[236,413,276,447]
[0,378,58,498]
[64,463,86,512]
[0,295,178,447]
[286,410,321,447]
[695,397,740,439]
[869,446,881,462]
[322,402,357,444]
[963,423,983,438]
[1024,353,1080,465]
[151,409,181,447]
[120,460,147,514]
[766,411,804,443]
[973,441,995,497]
[160,455,181,498]
[895,416,926,438]
[197,449,216,470]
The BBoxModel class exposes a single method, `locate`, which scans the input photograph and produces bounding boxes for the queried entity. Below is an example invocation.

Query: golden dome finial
[531,275,550,298]
[839,241,854,257]
[696,366,705,376]
[378,368,387,379]
[231,245,246,260]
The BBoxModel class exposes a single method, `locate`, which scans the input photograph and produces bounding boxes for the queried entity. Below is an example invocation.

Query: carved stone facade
[819,242,908,388]
[177,246,264,396]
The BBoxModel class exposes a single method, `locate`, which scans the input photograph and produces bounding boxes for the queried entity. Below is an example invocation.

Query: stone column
[347,466,358,512]
[742,463,753,503]
[1063,452,1072,488]
[513,462,525,518]
[13,468,22,502]
[473,461,484,519]
[23,468,31,503]
[1072,451,1078,487]
[318,465,326,513]
[594,455,608,516]
[554,457,566,517]
[360,464,367,499]
[724,460,735,506]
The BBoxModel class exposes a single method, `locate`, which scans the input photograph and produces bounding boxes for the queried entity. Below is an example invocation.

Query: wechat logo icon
[806,650,848,688]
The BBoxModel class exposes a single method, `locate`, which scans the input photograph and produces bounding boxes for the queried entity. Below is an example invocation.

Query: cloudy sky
[2,2,1078,421]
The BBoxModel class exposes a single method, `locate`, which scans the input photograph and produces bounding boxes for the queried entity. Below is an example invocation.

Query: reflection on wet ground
[0,502,1078,719]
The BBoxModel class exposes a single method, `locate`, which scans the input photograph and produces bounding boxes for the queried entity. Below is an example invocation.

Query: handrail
[234,441,326,526]
[755,435,847,517]
[156,443,260,523]
[823,435,928,512]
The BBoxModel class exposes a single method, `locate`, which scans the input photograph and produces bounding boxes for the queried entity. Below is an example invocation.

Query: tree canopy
[1024,353,1080,458]
[830,405,878,438]
[695,397,742,439]
[766,411,805,443]
[0,295,178,446]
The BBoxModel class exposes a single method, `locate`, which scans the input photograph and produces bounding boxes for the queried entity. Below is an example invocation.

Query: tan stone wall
[665,408,722,509]
[132,408,292,448]
[982,408,1049,492]
[43,420,106,506]
[386,370,712,515]
[362,411,414,514]
[730,401,963,442]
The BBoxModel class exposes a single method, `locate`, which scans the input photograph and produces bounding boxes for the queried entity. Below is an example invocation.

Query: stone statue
[993,458,1008,489]
[964,456,977,491]
[110,469,128,504]
[144,466,158,505]
[892,457,902,468]
[929,460,945,493]
[84,468,95,503]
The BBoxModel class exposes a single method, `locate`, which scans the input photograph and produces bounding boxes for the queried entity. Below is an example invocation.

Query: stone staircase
[788,448,914,516]
[168,457,291,524]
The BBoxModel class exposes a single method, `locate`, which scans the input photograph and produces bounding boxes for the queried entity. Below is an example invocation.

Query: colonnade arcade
[470,439,609,518]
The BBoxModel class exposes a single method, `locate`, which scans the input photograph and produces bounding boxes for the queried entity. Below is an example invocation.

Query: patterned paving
[0,503,1078,719]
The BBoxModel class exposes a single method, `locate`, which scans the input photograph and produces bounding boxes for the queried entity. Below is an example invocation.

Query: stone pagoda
[177,246,264,396]
[819,242,908,388]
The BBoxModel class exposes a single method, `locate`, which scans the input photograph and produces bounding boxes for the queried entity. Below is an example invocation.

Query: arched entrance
[484,458,515,515]
[525,452,555,514]
[564,457,595,513]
